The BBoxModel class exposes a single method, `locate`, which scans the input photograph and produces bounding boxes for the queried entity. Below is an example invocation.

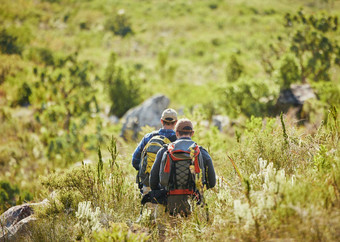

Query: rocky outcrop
[120,94,170,140]
[276,84,316,110]
[212,115,230,132]
[275,84,316,120]
[0,199,48,241]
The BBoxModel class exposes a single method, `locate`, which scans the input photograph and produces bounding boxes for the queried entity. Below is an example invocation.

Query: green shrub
[104,10,133,37]
[29,214,77,241]
[226,55,244,82]
[104,53,141,117]
[0,29,23,55]
[0,54,22,85]
[15,82,32,107]
[91,222,150,241]
[0,181,19,212]
[311,81,340,106]
[27,47,55,66]
[279,55,300,89]
[0,181,33,213]
[284,10,340,82]
[220,78,279,118]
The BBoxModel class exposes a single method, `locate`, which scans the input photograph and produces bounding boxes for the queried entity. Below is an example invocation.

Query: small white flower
[118,9,125,15]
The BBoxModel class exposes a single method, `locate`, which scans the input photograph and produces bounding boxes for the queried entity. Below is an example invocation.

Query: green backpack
[138,134,171,187]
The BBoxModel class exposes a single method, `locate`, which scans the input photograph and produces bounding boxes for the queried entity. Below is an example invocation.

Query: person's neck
[162,126,174,130]
[178,135,192,139]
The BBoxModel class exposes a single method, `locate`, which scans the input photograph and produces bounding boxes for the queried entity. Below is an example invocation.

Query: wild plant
[75,201,102,237]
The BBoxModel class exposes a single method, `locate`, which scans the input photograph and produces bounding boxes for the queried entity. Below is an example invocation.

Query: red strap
[168,189,194,195]
[194,157,200,173]
[194,145,200,173]
[164,154,171,173]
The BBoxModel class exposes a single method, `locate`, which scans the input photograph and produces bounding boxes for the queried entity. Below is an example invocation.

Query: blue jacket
[132,129,177,170]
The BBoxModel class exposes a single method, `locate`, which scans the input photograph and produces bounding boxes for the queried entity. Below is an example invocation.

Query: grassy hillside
[0,0,340,241]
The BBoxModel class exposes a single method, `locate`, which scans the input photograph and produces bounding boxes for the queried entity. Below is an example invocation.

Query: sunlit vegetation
[0,0,339,240]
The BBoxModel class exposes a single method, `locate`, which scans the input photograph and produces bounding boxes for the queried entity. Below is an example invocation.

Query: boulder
[120,94,170,139]
[212,115,230,131]
[276,84,316,115]
[0,199,48,241]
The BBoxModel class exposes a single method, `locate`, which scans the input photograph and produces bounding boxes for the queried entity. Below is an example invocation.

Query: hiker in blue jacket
[132,108,178,194]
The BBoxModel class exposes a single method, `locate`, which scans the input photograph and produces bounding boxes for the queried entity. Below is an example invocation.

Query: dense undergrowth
[24,111,340,241]
[1,0,340,241]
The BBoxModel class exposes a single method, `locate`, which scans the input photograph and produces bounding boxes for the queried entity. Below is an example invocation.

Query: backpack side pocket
[160,151,172,187]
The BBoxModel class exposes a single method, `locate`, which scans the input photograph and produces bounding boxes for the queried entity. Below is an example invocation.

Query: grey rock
[277,84,316,106]
[212,115,230,131]
[0,199,49,241]
[120,94,170,139]
[276,84,316,117]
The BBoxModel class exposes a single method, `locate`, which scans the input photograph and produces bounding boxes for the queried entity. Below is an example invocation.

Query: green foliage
[91,222,149,241]
[97,147,104,183]
[226,55,244,82]
[104,10,133,37]
[107,136,118,170]
[0,29,23,55]
[27,53,101,165]
[314,145,331,172]
[32,53,98,129]
[0,55,22,85]
[1,1,340,241]
[0,181,33,213]
[284,9,340,82]
[0,181,19,212]
[279,55,300,89]
[38,139,140,240]
[29,213,77,241]
[104,52,141,117]
[221,78,279,118]
[311,81,340,105]
[27,47,55,66]
[15,82,32,107]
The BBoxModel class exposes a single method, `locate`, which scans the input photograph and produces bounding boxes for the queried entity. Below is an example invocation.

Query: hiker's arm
[131,134,153,170]
[201,148,216,189]
[149,148,166,190]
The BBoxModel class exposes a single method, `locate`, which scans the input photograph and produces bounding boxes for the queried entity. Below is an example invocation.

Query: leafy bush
[38,138,141,240]
[220,78,279,118]
[104,53,141,117]
[27,47,55,66]
[311,81,340,105]
[104,10,133,37]
[0,181,19,212]
[14,82,32,107]
[28,53,100,165]
[91,222,150,241]
[279,55,300,89]
[226,55,244,82]
[0,181,33,213]
[0,29,23,55]
[284,10,340,82]
[0,54,22,85]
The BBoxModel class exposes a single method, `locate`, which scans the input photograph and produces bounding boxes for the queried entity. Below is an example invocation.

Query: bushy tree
[16,82,32,107]
[31,53,99,165]
[284,9,339,83]
[104,10,133,37]
[221,78,279,118]
[279,55,300,89]
[226,55,244,82]
[33,52,98,130]
[0,29,23,55]
[27,47,55,66]
[104,52,141,118]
